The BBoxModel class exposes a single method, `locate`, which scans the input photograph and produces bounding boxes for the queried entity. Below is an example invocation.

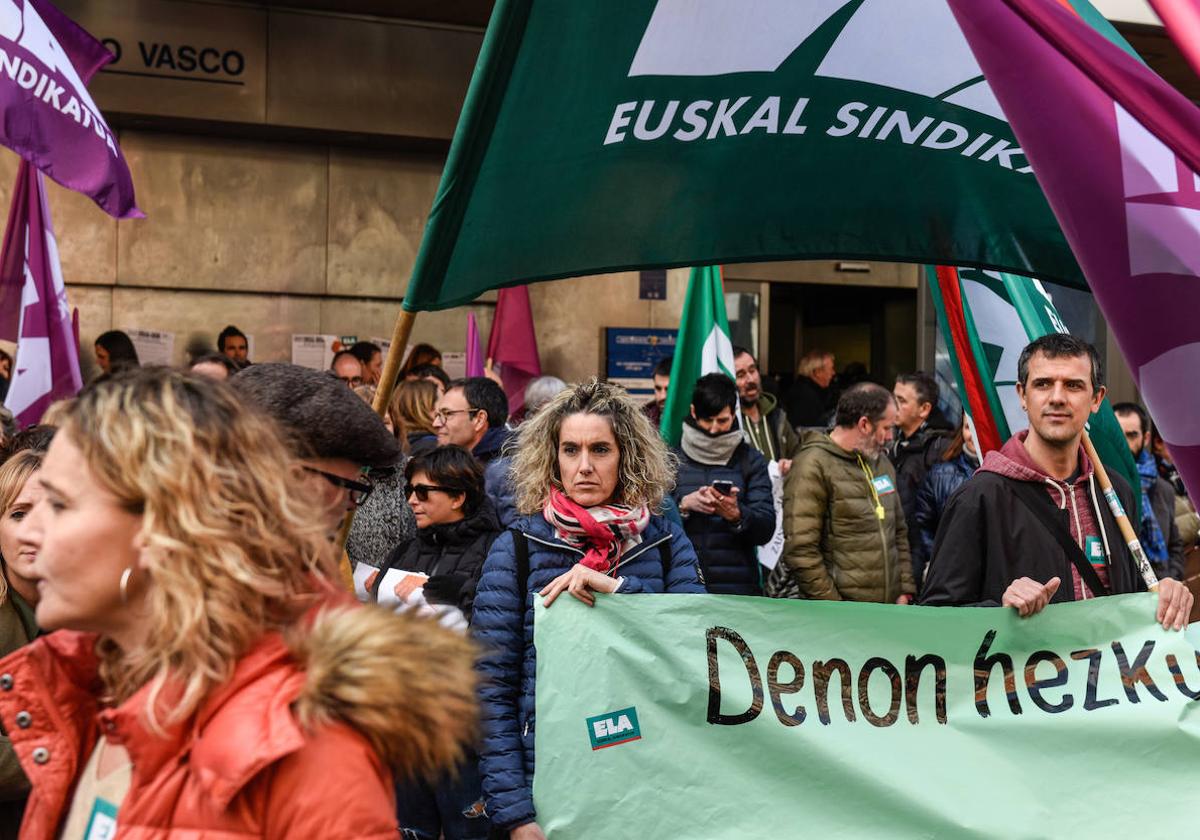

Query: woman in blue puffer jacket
[472,379,704,839]
[914,419,980,586]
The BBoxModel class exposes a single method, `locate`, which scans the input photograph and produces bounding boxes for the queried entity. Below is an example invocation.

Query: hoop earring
[119,567,133,606]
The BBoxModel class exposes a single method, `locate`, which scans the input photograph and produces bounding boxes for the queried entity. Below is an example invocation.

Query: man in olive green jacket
[772,383,915,603]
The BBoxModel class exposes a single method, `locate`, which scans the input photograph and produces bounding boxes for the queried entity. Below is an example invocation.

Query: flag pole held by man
[922,334,1192,627]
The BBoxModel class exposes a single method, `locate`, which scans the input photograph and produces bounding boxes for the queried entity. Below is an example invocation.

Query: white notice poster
[442,351,466,379]
[126,328,175,367]
[291,334,337,370]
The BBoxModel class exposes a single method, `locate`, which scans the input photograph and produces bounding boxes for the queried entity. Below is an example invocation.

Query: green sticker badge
[586,706,642,751]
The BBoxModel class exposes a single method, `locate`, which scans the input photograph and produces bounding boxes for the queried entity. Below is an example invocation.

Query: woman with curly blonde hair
[472,379,703,839]
[0,368,477,838]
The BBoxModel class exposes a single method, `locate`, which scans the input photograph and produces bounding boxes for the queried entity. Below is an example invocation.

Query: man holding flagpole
[922,335,1192,629]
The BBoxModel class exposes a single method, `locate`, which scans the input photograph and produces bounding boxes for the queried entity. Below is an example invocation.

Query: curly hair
[511,378,676,514]
[0,449,43,604]
[61,368,337,730]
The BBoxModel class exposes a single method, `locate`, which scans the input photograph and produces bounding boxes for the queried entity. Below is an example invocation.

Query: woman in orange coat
[0,367,476,839]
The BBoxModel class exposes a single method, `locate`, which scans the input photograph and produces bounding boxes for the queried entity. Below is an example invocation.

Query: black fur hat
[231,363,401,469]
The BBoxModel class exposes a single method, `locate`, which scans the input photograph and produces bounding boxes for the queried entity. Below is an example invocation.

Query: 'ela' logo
[586,706,642,750]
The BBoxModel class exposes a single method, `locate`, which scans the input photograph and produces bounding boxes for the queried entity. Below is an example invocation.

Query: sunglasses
[407,483,460,502]
[305,467,374,505]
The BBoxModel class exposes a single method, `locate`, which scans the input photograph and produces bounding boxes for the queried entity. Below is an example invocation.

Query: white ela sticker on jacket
[84,798,118,840]
[871,476,896,496]
[1084,536,1107,567]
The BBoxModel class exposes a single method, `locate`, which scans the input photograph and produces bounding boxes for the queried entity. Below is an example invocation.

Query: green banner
[534,594,1200,837]
[403,0,1135,311]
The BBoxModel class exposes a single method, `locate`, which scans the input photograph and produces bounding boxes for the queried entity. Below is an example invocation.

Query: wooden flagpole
[1081,430,1160,591]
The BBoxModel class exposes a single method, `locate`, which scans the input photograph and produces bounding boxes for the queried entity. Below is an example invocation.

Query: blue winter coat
[914,452,977,581]
[672,442,776,594]
[472,513,705,830]
[484,456,518,528]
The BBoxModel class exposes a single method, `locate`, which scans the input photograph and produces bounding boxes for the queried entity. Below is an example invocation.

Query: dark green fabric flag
[400,1,1134,311]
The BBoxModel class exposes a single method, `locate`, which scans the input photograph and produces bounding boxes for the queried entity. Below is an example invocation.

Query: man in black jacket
[673,373,776,595]
[921,334,1192,630]
[891,371,949,588]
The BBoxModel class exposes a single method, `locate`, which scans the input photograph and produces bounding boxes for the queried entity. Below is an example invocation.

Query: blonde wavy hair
[62,368,338,728]
[511,378,676,515]
[0,450,44,603]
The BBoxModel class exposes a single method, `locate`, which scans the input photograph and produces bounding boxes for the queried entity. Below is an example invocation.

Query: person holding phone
[673,373,776,595]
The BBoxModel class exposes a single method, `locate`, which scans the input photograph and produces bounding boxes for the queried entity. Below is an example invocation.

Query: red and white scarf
[543,488,650,574]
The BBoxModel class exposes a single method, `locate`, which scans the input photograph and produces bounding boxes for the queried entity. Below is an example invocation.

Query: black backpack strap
[657,540,672,586]
[1008,481,1110,597]
[510,528,529,601]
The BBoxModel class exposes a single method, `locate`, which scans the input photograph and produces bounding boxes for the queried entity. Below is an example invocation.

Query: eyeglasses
[407,483,459,502]
[337,375,363,388]
[432,408,480,425]
[304,467,374,505]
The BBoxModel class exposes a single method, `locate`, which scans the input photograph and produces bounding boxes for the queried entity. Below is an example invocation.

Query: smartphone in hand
[711,480,734,496]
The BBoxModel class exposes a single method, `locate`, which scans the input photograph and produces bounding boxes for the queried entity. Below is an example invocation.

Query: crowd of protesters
[0,325,1188,838]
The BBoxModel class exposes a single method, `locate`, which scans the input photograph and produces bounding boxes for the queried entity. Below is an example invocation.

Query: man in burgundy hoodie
[920,334,1192,630]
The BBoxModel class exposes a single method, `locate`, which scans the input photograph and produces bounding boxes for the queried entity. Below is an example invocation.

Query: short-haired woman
[370,445,501,839]
[0,368,477,837]
[0,448,47,835]
[473,379,704,839]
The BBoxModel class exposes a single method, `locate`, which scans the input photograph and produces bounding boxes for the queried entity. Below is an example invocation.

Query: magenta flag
[486,285,541,416]
[947,0,1200,499]
[0,1,140,218]
[0,159,82,425]
[1150,0,1200,79]
[466,311,485,378]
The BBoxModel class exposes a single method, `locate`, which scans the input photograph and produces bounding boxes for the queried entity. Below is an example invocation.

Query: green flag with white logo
[660,265,734,447]
[401,0,1129,311]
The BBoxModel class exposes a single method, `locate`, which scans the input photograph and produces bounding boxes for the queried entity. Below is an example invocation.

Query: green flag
[929,265,1140,517]
[533,593,1200,837]
[659,266,733,447]
[400,0,1130,311]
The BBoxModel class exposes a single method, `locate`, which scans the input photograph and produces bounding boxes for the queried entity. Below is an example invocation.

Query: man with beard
[769,382,915,604]
[673,373,775,594]
[1113,402,1184,581]
[921,335,1192,631]
[734,346,798,475]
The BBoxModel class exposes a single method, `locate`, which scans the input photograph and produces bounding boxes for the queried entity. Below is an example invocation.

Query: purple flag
[1,159,82,425]
[486,286,541,416]
[948,0,1200,498]
[466,311,485,378]
[0,1,140,218]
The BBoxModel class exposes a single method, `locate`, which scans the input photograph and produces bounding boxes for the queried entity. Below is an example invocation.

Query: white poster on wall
[291,334,337,370]
[442,351,466,379]
[126,329,175,367]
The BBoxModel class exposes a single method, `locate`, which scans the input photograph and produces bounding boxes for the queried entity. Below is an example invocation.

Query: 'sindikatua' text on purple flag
[0,0,140,218]
[947,0,1200,500]
[1,159,82,425]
